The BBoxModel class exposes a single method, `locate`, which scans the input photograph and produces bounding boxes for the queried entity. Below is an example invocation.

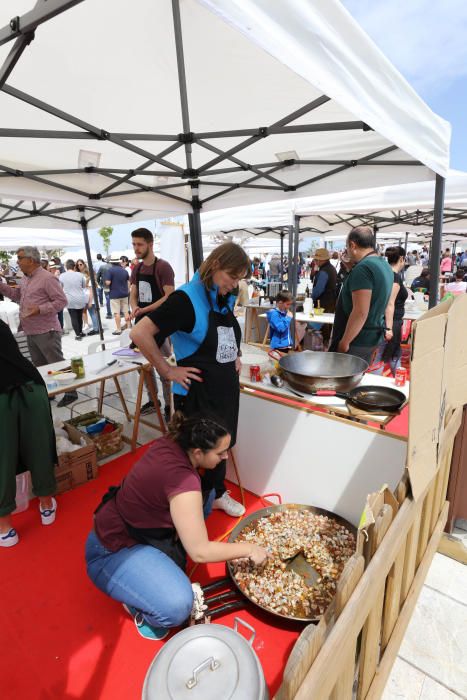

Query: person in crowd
[440,251,452,275]
[129,227,175,419]
[40,259,50,272]
[52,256,65,274]
[93,253,105,305]
[96,257,112,319]
[268,253,281,283]
[311,249,337,312]
[329,251,340,270]
[373,247,407,376]
[411,268,430,294]
[0,320,58,547]
[443,269,467,296]
[105,257,131,335]
[131,242,250,518]
[76,259,91,330]
[234,278,250,311]
[328,226,393,363]
[59,259,88,341]
[0,248,73,407]
[311,248,338,345]
[85,412,267,639]
[120,256,131,279]
[267,290,294,351]
[76,259,99,336]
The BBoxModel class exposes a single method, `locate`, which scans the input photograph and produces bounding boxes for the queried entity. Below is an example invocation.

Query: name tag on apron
[216,326,237,363]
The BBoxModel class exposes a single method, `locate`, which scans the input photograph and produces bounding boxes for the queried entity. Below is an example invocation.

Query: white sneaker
[212,491,245,517]
[40,498,57,526]
[0,528,19,547]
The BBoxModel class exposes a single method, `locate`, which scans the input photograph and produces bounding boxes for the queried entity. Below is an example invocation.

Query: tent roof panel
[0,0,450,229]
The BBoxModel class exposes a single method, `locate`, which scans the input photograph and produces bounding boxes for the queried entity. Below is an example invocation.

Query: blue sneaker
[122,604,169,641]
[0,528,19,548]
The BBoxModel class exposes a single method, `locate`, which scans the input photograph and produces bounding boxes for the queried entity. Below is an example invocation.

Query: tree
[98,226,113,256]
[0,250,11,267]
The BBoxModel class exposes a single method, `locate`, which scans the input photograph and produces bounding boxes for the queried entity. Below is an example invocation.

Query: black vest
[314,260,337,312]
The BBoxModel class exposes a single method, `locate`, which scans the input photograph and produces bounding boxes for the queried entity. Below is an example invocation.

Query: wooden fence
[275,414,456,700]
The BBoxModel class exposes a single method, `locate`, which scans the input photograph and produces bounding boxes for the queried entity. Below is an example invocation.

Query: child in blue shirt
[267,291,293,351]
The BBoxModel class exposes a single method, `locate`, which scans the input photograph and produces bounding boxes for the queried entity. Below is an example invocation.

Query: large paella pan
[227,503,357,623]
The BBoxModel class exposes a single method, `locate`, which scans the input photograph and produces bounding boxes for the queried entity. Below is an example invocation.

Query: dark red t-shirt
[129,258,175,295]
[94,436,200,551]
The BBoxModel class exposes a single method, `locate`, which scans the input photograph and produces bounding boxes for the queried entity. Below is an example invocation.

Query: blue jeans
[85,489,216,629]
[104,290,111,316]
[88,304,99,332]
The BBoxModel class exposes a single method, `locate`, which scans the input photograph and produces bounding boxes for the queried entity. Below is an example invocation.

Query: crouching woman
[85,413,267,640]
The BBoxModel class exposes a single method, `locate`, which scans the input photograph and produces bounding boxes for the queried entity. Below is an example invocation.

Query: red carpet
[1,446,302,699]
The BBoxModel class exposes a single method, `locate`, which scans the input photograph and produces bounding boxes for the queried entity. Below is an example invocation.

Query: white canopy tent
[0,0,451,321]
[0,227,82,250]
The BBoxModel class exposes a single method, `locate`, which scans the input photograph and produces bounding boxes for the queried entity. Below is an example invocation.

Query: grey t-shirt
[59,270,87,309]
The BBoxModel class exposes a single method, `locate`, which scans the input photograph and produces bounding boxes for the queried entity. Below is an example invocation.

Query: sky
[86,0,467,253]
[341,0,467,170]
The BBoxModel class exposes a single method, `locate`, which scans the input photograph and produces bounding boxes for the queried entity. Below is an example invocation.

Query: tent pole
[404,231,409,253]
[79,208,104,344]
[188,208,203,270]
[291,215,300,347]
[287,224,293,291]
[429,174,445,308]
[280,231,285,288]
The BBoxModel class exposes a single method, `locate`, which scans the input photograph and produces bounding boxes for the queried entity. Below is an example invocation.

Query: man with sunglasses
[0,247,78,406]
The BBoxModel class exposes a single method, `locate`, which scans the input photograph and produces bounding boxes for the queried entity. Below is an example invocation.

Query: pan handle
[365,360,384,374]
[261,492,283,505]
[313,390,348,399]
[234,617,256,646]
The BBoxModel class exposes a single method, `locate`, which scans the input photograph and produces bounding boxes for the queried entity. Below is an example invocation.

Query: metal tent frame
[0,0,446,331]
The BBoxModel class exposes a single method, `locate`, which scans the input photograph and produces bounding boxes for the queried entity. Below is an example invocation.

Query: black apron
[175,290,241,446]
[135,259,163,313]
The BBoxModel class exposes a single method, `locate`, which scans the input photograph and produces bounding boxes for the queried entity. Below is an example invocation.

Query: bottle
[305,285,310,298]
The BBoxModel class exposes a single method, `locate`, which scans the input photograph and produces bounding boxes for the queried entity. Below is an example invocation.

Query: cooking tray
[227,503,357,623]
[276,351,369,394]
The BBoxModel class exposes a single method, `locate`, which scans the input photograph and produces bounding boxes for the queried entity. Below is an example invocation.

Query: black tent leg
[291,215,300,346]
[79,209,104,345]
[429,174,445,308]
[280,231,284,288]
[188,209,203,270]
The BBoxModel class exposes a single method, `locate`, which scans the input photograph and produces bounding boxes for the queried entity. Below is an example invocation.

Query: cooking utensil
[276,351,369,394]
[142,618,268,700]
[227,503,357,623]
[313,385,406,413]
[54,372,78,385]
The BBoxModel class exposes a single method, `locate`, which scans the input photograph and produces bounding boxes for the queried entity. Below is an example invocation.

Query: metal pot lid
[142,621,266,700]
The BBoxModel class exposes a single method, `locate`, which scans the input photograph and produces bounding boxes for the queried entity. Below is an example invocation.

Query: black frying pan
[313,385,407,413]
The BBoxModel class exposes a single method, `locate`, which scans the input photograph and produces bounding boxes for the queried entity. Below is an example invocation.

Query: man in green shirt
[329,226,393,363]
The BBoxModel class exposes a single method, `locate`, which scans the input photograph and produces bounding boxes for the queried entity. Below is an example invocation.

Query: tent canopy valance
[200,170,467,239]
[0,0,450,246]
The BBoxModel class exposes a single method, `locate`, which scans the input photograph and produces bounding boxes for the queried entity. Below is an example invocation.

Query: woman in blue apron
[130,242,251,517]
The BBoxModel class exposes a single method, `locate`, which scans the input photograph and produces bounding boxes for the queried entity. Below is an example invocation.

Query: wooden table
[39,350,166,452]
[241,373,409,428]
[244,301,274,343]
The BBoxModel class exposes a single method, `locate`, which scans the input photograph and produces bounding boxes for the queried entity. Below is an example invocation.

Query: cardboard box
[55,424,98,494]
[407,295,467,501]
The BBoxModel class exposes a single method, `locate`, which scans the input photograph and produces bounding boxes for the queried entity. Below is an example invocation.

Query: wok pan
[312,385,407,413]
[227,503,357,623]
[272,350,369,393]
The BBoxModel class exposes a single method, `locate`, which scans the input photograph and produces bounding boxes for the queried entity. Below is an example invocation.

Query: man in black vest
[130,228,175,420]
[312,248,337,312]
[311,248,338,345]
